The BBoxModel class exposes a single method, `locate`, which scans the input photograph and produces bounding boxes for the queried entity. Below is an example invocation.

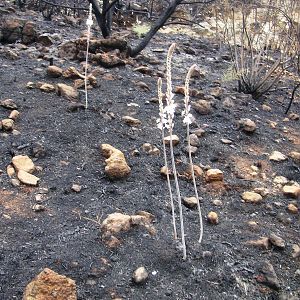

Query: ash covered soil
[0,5,300,300]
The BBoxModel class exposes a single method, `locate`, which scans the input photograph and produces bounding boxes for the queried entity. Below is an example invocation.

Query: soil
[0,4,300,300]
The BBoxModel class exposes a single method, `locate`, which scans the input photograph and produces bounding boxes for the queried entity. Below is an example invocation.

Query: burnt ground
[0,6,300,300]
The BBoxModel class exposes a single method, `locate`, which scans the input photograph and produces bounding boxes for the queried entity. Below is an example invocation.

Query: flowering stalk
[165,43,187,260]
[183,64,203,244]
[85,3,93,109]
[157,77,177,240]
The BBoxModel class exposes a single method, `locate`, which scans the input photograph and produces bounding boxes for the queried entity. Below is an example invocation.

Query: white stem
[84,26,91,110]
[169,126,186,260]
[161,129,177,240]
[187,123,203,243]
[184,64,203,244]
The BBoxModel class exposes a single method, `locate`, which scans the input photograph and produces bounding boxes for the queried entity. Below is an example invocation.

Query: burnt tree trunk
[88,0,112,38]
[128,0,184,57]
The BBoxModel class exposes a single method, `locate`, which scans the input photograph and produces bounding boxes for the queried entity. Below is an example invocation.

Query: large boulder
[22,21,37,44]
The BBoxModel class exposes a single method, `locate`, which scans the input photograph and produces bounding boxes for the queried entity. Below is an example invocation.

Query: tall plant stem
[157,78,177,240]
[186,124,203,243]
[84,27,91,110]
[168,128,186,259]
[184,64,203,244]
[165,43,186,259]
[162,130,178,240]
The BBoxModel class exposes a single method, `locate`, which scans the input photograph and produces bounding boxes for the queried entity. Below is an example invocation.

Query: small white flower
[164,103,177,118]
[183,113,194,125]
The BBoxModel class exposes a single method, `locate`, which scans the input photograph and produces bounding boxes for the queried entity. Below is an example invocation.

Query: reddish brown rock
[23,268,77,300]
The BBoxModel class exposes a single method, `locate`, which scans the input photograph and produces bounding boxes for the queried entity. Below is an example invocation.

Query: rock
[207,211,218,224]
[163,135,179,146]
[12,155,35,173]
[47,66,63,78]
[62,67,85,79]
[101,212,155,243]
[101,144,131,179]
[11,178,20,187]
[269,151,287,162]
[282,185,300,198]
[58,40,78,60]
[292,244,300,258]
[23,268,76,300]
[32,204,45,212]
[6,164,15,177]
[142,143,152,153]
[212,199,222,206]
[247,220,259,231]
[287,203,298,214]
[288,113,299,120]
[257,261,280,290]
[209,87,223,99]
[1,48,19,60]
[206,169,223,182]
[17,170,40,186]
[102,214,126,238]
[192,128,205,137]
[246,237,270,249]
[31,142,46,158]
[183,196,198,209]
[8,110,19,120]
[12,129,20,135]
[0,98,17,109]
[22,21,37,44]
[160,166,172,177]
[122,116,141,126]
[262,104,272,112]
[184,164,203,179]
[57,83,79,100]
[1,19,22,43]
[184,145,197,155]
[289,151,300,162]
[192,100,212,115]
[132,80,149,91]
[253,187,269,197]
[1,118,14,131]
[222,97,235,108]
[189,133,199,147]
[242,191,263,203]
[71,184,81,193]
[273,176,288,185]
[239,118,256,133]
[94,52,125,68]
[132,267,148,284]
[133,66,153,75]
[149,147,160,155]
[37,33,54,46]
[67,102,85,112]
[39,83,56,93]
[221,138,232,144]
[87,75,97,87]
[269,233,285,249]
[174,86,203,97]
[190,66,206,78]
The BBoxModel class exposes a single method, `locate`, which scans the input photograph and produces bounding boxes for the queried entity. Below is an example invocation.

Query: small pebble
[132,267,148,284]
[207,211,218,224]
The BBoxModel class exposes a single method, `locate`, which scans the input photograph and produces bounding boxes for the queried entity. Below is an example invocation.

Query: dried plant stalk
[85,3,93,109]
[165,43,187,260]
[183,64,203,244]
[157,77,177,240]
